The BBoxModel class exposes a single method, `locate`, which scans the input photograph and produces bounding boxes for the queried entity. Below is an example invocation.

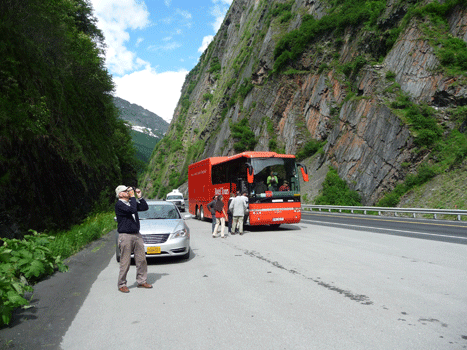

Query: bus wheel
[195,206,200,219]
[200,206,204,221]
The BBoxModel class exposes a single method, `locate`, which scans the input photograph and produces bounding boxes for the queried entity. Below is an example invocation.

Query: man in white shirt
[229,191,248,235]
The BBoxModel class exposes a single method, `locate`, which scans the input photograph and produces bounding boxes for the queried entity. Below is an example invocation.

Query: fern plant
[0,231,68,326]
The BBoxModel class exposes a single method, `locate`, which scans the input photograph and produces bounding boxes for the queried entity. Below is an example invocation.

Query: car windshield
[139,204,181,220]
[167,195,183,200]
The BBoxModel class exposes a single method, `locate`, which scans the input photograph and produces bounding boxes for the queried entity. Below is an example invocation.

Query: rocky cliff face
[142,0,467,204]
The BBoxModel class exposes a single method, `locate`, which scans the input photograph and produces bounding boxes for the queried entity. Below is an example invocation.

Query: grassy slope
[399,162,467,219]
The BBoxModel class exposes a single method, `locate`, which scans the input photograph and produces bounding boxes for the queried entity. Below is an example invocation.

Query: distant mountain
[114,96,169,139]
[114,96,170,165]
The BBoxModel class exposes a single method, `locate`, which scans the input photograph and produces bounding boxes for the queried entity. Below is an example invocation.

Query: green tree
[0,0,138,238]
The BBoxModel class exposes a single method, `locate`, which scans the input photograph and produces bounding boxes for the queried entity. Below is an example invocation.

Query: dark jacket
[115,197,149,233]
[207,199,216,215]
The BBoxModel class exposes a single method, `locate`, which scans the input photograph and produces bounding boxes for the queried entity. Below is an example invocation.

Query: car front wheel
[182,248,190,259]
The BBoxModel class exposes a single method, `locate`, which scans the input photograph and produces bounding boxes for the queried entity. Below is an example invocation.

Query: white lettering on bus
[214,188,230,196]
[191,170,207,176]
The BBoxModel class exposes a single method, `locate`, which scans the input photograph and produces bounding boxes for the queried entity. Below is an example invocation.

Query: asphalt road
[1,217,467,349]
[302,211,467,244]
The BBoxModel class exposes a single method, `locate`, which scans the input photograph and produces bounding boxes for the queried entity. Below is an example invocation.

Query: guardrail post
[413,213,416,218]
[378,211,381,216]
[458,214,461,221]
[434,213,437,220]
[395,211,398,217]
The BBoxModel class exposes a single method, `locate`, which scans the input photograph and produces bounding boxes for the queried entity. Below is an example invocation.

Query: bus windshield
[250,157,299,196]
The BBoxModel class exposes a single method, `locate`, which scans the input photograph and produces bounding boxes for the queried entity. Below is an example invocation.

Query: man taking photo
[115,185,152,293]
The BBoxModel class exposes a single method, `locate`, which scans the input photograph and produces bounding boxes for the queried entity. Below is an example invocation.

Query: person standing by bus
[213,195,227,238]
[229,192,248,235]
[227,192,236,234]
[207,195,217,235]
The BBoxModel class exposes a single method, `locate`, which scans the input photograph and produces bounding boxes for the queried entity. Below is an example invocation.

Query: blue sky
[90,0,233,122]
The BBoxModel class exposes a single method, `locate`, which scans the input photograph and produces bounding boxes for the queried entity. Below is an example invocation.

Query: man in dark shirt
[115,185,151,293]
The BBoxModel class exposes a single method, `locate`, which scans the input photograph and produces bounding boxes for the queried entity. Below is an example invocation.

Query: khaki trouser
[232,216,244,233]
[118,233,148,288]
[213,217,225,237]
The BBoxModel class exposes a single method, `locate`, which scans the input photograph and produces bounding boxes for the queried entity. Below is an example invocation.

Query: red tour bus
[188,151,309,226]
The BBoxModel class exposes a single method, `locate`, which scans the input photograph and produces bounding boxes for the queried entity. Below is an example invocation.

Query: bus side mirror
[298,163,309,182]
[247,165,254,184]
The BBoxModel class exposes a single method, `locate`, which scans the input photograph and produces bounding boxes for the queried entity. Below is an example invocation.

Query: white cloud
[90,0,150,75]
[176,9,192,20]
[148,42,182,51]
[210,0,232,33]
[212,0,233,5]
[90,0,189,124]
[198,35,214,53]
[113,67,188,123]
[135,37,144,47]
[88,0,234,124]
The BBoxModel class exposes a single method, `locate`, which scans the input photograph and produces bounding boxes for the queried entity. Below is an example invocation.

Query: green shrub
[377,185,405,207]
[296,140,323,161]
[208,57,221,74]
[377,164,439,207]
[203,93,213,102]
[385,71,396,81]
[231,118,257,152]
[270,1,293,17]
[314,168,361,206]
[273,0,386,73]
[341,55,367,78]
[238,79,254,100]
[0,231,68,326]
[405,105,442,147]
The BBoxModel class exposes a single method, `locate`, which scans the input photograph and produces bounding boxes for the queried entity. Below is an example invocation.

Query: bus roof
[190,151,296,168]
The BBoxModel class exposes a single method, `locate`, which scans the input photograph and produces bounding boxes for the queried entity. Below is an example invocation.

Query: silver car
[116,201,192,261]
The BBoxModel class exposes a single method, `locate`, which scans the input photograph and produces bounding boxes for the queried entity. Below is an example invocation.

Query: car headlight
[172,229,188,239]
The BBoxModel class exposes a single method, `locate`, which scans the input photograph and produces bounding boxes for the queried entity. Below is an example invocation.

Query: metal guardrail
[301,205,467,221]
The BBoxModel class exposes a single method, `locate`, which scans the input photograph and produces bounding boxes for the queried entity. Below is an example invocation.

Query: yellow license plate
[147,246,161,254]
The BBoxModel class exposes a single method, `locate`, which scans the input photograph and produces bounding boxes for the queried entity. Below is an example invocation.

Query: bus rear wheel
[200,206,204,221]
